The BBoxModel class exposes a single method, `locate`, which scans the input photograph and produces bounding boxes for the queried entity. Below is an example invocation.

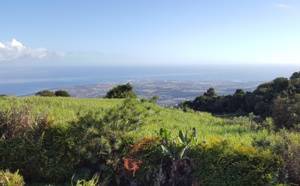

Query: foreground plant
[156,128,198,186]
[0,169,25,186]
[72,174,99,186]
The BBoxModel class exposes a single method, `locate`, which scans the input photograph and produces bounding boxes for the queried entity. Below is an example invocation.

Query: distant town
[48,79,263,107]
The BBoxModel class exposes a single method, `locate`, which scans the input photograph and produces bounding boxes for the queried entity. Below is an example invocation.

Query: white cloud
[0,39,64,61]
[11,39,24,48]
[275,3,293,9]
[0,42,5,48]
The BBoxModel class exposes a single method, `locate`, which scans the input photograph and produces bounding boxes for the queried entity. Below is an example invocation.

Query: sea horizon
[1,64,299,96]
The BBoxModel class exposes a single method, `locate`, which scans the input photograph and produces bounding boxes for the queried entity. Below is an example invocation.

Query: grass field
[0,96,269,146]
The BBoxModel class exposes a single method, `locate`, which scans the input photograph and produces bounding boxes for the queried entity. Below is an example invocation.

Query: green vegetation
[104,83,137,98]
[1,72,300,185]
[35,90,56,97]
[182,71,300,130]
[35,89,70,97]
[55,89,71,97]
[0,169,25,186]
[72,174,99,186]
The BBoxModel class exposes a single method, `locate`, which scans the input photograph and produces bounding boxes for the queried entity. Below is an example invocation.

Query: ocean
[0,64,299,96]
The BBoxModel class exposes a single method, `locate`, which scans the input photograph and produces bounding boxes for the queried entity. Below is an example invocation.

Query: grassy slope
[0,96,121,124]
[0,96,265,146]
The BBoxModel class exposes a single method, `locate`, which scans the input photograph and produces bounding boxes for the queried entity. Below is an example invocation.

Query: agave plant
[156,128,198,186]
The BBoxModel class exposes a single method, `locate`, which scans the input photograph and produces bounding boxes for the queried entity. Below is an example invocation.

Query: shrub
[55,90,70,97]
[0,104,49,141]
[191,137,283,186]
[35,90,55,97]
[104,83,137,99]
[258,130,300,185]
[0,103,79,183]
[122,136,162,185]
[102,98,159,132]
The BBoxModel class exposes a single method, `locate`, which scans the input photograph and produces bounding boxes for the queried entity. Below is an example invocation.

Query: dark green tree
[234,89,245,96]
[253,82,273,96]
[104,83,137,99]
[204,87,217,97]
[213,95,231,113]
[272,77,289,93]
[291,78,300,94]
[272,94,300,130]
[229,89,246,112]
[181,71,300,120]
[243,92,257,113]
[290,71,300,80]
[35,90,55,97]
[55,90,70,97]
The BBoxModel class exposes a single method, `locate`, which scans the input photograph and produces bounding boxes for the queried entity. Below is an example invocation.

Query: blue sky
[1,0,300,66]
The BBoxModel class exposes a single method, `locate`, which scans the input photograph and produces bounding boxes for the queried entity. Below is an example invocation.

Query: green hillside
[0,96,299,185]
[0,97,121,124]
[1,96,266,145]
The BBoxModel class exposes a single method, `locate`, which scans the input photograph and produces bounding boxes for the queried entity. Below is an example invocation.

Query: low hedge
[190,137,283,186]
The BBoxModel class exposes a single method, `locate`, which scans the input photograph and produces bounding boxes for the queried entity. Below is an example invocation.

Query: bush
[35,90,55,97]
[0,100,144,185]
[256,130,300,185]
[0,111,100,184]
[0,103,80,183]
[102,98,159,132]
[55,90,70,97]
[0,104,50,141]
[104,83,137,99]
[0,104,54,183]
[191,137,283,186]
[125,137,162,185]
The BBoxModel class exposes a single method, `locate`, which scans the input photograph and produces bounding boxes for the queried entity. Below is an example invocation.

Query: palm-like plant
[156,128,198,186]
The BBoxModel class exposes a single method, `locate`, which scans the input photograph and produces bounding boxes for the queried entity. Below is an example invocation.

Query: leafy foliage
[35,90,55,97]
[272,94,300,130]
[102,98,159,132]
[155,128,198,186]
[253,129,300,184]
[182,71,300,130]
[191,137,283,186]
[290,71,300,80]
[104,83,137,99]
[36,89,70,97]
[72,174,99,186]
[55,89,70,97]
[149,95,159,104]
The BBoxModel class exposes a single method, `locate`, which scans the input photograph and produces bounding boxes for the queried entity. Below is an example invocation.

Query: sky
[1,0,300,66]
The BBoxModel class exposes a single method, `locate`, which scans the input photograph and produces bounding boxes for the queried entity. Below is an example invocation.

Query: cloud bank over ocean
[0,39,64,61]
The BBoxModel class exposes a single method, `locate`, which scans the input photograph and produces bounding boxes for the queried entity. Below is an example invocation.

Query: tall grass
[0,97,121,125]
[0,96,272,146]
